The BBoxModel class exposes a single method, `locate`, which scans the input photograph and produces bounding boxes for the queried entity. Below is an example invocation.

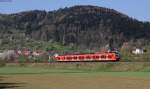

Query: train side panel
[52,53,119,62]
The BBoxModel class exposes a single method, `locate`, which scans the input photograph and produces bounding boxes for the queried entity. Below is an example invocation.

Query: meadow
[0,63,150,89]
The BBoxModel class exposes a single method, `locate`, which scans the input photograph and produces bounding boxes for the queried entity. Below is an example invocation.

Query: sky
[0,0,149,21]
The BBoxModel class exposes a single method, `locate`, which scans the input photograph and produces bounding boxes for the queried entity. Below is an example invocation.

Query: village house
[132,48,145,55]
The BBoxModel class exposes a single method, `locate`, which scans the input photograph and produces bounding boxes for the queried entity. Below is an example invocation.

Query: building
[132,48,144,55]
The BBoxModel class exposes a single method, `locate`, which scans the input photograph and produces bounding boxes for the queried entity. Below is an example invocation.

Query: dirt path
[0,75,150,89]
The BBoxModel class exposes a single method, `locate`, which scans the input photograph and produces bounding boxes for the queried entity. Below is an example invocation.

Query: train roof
[54,52,116,57]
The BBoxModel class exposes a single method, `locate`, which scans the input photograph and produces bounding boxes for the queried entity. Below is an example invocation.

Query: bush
[18,55,28,63]
[0,60,6,67]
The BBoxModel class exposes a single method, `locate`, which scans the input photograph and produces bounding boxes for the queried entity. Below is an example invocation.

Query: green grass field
[0,66,150,89]
[0,67,150,77]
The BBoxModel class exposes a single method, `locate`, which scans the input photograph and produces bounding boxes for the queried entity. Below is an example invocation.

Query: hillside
[0,5,150,50]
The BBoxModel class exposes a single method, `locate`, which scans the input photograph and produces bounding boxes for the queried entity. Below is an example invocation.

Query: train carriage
[51,52,120,62]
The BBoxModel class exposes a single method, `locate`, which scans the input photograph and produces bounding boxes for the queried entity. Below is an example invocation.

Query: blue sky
[0,0,149,21]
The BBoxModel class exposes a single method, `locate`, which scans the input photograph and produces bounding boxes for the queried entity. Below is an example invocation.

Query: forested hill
[0,5,150,49]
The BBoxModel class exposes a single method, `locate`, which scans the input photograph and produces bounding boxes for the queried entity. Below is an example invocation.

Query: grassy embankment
[0,62,150,75]
[0,67,150,89]
[0,66,150,77]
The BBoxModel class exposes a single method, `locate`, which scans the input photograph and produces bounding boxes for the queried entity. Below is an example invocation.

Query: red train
[51,52,120,62]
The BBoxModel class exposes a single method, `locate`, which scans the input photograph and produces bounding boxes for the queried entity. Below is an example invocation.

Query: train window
[86,56,91,59]
[69,57,72,60]
[74,56,77,59]
[93,56,96,59]
[101,55,106,58]
[108,55,112,58]
[82,56,85,59]
[79,56,84,60]
[67,57,72,60]
[79,56,82,59]
[96,56,99,58]
[66,57,69,59]
[81,57,84,59]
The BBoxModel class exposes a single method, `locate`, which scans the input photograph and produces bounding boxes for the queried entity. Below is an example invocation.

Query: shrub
[0,60,6,67]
